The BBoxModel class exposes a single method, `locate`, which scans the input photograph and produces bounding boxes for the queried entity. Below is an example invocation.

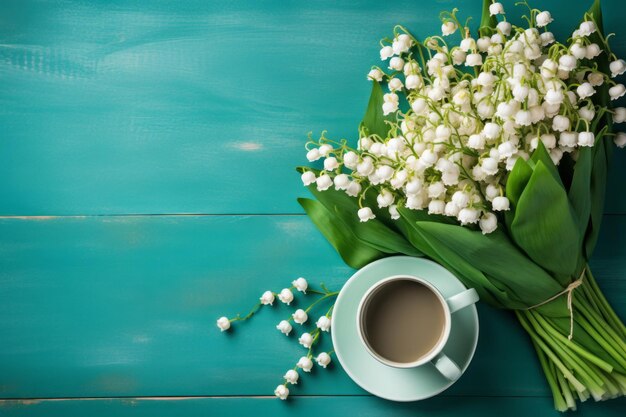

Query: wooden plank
[0,215,623,399]
[1,0,625,215]
[0,396,624,417]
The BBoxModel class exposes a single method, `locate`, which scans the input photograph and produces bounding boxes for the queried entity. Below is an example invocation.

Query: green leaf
[413,221,567,314]
[359,81,391,139]
[568,147,592,242]
[298,168,422,257]
[479,0,498,37]
[506,157,533,208]
[395,208,507,308]
[510,161,581,280]
[530,140,561,186]
[298,198,385,269]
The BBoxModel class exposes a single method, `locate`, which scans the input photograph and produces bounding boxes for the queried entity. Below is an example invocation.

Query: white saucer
[331,256,479,401]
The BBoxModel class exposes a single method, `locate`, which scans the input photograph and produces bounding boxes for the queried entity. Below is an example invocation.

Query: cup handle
[433,353,462,380]
[445,288,479,314]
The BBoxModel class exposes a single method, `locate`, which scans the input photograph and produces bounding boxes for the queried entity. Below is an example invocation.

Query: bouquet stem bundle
[517,267,626,410]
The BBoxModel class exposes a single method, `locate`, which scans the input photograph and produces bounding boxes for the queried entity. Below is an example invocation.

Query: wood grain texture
[0,215,623,400]
[0,396,624,417]
[0,0,625,215]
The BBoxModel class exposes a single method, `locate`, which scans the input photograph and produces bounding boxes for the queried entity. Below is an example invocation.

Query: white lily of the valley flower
[405,74,422,90]
[458,207,480,225]
[260,291,275,305]
[613,107,626,123]
[276,320,292,335]
[323,157,339,171]
[577,82,596,100]
[614,132,626,148]
[367,68,383,82]
[609,84,626,100]
[334,174,350,190]
[316,352,332,368]
[578,21,596,36]
[489,2,504,15]
[297,356,313,372]
[217,317,230,332]
[292,309,308,325]
[278,288,294,305]
[588,72,604,87]
[316,315,331,332]
[318,144,333,156]
[275,384,289,400]
[497,21,511,36]
[578,131,595,147]
[382,93,399,115]
[492,196,510,211]
[298,332,313,348]
[284,369,299,385]
[441,21,457,36]
[316,174,333,191]
[610,59,626,77]
[536,11,553,27]
[301,171,316,186]
[306,148,321,162]
[552,115,570,132]
[377,189,395,208]
[479,212,498,234]
[292,277,308,293]
[380,46,394,60]
[389,56,404,71]
[346,181,361,197]
[388,77,404,92]
[465,53,482,67]
[392,34,412,55]
[358,207,376,222]
[585,44,601,59]
[389,204,400,219]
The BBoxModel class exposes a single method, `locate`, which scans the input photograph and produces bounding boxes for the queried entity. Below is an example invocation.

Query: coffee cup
[356,274,479,380]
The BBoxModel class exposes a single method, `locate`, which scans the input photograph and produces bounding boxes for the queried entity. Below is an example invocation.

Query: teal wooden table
[0,0,624,415]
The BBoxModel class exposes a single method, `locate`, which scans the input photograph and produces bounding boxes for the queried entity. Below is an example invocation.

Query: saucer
[331,256,479,402]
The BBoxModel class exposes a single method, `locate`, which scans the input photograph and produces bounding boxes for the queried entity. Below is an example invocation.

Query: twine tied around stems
[526,268,585,340]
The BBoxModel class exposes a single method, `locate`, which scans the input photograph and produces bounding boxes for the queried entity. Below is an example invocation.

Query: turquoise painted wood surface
[0,0,625,416]
[0,397,625,417]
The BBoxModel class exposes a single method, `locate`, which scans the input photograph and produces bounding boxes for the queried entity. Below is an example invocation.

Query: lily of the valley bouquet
[220,0,626,411]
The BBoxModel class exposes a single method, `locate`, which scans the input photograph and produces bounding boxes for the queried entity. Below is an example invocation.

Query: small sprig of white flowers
[217,277,337,400]
[301,1,625,235]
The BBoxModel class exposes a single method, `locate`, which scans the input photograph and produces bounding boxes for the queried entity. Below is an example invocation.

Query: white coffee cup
[356,274,479,380]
